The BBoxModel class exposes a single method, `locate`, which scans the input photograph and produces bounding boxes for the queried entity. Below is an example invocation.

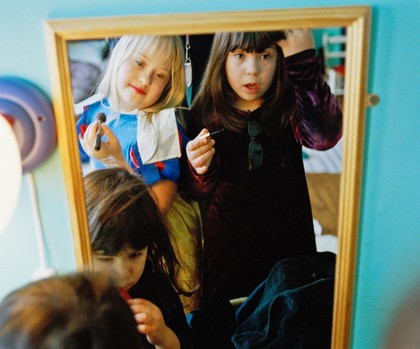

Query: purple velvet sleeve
[285,49,343,150]
[184,154,219,200]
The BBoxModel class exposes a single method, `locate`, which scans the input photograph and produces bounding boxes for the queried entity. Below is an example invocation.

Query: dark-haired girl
[84,168,194,349]
[185,29,342,301]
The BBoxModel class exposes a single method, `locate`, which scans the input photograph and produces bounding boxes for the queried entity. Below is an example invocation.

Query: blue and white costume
[76,97,189,185]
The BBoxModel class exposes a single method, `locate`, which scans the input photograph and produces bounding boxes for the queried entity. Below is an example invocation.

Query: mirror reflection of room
[69,28,343,348]
[68,27,345,257]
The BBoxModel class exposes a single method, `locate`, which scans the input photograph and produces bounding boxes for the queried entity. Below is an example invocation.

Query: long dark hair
[190,31,296,133]
[83,168,188,296]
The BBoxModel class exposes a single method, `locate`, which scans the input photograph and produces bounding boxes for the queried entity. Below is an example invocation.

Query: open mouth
[244,83,260,93]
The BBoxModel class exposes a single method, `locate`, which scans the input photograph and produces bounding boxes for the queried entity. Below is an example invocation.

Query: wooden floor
[305,173,340,236]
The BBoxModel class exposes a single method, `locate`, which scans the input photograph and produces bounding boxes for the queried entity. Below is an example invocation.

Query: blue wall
[0,1,419,348]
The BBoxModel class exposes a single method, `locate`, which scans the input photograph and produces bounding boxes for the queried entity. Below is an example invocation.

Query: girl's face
[116,53,171,112]
[93,244,148,291]
[225,47,277,111]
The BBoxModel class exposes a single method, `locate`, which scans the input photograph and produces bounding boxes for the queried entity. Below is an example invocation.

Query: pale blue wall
[0,1,419,348]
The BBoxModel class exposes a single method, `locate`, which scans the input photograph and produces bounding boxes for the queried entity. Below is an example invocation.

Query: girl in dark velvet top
[185,30,342,301]
[84,168,194,349]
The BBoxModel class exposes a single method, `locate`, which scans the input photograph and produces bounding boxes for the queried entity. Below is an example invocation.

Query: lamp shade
[0,76,56,235]
[0,114,22,234]
[0,76,56,173]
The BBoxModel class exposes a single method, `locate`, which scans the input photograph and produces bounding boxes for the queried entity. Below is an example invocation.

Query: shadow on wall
[383,281,420,349]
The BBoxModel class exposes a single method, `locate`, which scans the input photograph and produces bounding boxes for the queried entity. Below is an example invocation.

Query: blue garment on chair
[232,252,335,349]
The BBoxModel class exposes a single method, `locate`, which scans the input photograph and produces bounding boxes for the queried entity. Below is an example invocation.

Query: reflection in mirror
[69,30,344,321]
[45,7,371,348]
[305,27,345,254]
[67,28,345,254]
[71,34,204,313]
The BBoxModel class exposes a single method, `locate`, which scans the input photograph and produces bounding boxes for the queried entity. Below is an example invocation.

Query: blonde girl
[77,35,202,312]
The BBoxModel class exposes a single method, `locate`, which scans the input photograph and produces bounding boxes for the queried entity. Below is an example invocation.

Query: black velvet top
[184,49,342,301]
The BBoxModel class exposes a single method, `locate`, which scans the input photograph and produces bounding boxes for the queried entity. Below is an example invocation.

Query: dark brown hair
[0,272,146,349]
[189,31,296,133]
[83,168,189,296]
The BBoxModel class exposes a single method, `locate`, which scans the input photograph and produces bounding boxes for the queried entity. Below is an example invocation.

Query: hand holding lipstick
[187,128,219,175]
[79,115,132,172]
[199,128,225,139]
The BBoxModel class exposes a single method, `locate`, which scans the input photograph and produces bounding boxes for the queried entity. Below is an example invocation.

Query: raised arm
[279,29,343,150]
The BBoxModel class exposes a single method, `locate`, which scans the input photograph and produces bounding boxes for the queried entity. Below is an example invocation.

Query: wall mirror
[44,6,371,348]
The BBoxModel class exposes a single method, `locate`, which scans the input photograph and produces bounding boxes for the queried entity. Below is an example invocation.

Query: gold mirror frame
[44,6,371,348]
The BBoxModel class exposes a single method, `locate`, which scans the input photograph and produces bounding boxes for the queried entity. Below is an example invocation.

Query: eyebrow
[137,54,171,73]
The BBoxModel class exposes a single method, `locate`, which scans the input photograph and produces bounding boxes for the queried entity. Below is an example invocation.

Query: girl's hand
[128,298,180,349]
[79,122,132,172]
[276,28,315,57]
[79,120,100,157]
[186,129,216,175]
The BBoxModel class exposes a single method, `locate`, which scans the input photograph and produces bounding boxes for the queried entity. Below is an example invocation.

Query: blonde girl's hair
[97,35,186,118]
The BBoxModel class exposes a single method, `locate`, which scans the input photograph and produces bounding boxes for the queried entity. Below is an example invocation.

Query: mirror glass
[67,28,345,248]
[304,27,345,251]
[44,7,371,348]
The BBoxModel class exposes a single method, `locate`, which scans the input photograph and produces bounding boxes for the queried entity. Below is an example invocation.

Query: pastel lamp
[0,114,21,234]
[0,76,56,244]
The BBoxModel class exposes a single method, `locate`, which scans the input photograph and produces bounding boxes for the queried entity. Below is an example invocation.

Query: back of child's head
[97,34,185,114]
[191,31,294,132]
[0,271,146,349]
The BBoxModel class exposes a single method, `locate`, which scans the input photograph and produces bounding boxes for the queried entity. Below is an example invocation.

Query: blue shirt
[76,98,189,185]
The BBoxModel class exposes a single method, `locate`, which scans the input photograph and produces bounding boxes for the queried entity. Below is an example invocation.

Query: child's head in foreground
[0,271,145,349]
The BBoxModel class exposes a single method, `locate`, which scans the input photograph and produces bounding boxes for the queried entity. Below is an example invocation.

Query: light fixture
[0,76,57,278]
[0,114,21,234]
[0,76,56,173]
